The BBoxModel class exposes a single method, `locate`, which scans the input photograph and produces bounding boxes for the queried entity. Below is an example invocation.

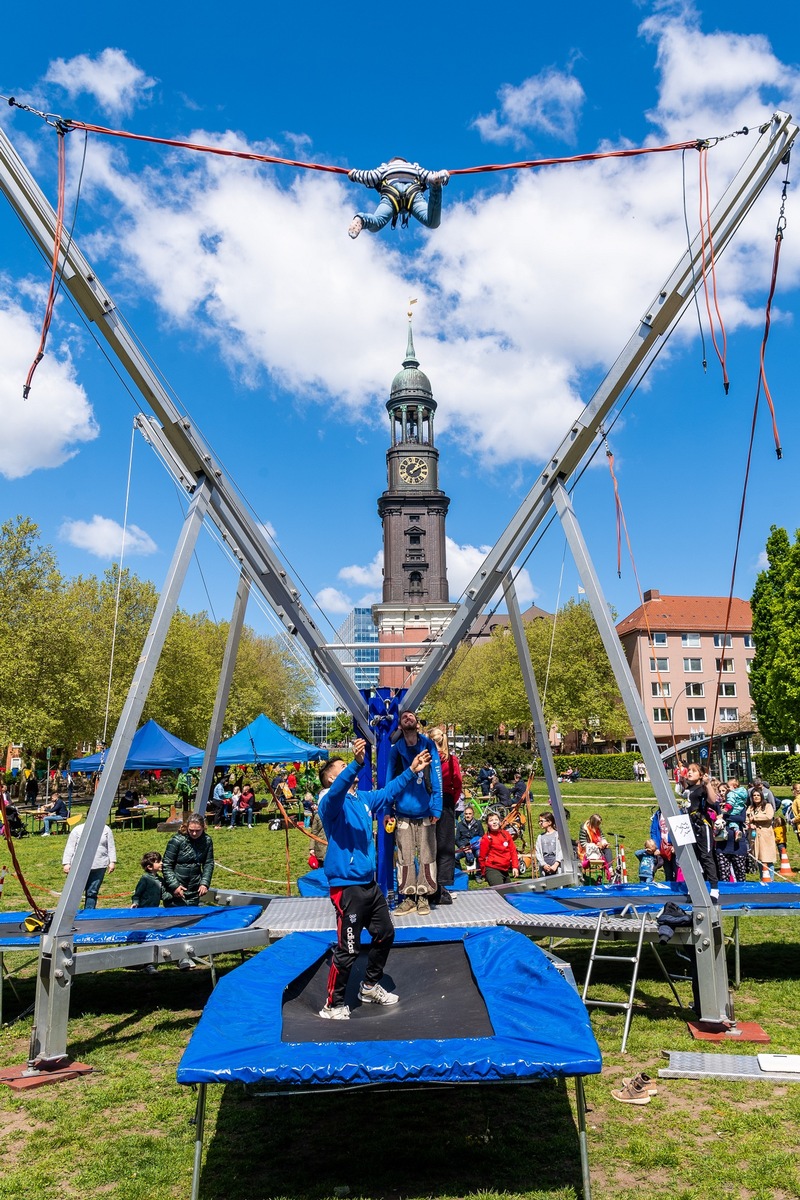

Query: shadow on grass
[200,1079,585,1200]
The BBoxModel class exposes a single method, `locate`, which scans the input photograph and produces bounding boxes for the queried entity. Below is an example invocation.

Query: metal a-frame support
[0,125,376,1067]
[1,113,793,1056]
[502,572,579,883]
[31,479,212,1067]
[195,569,251,816]
[552,480,730,1024]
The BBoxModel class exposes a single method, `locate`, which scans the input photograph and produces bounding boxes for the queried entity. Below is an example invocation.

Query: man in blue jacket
[387,710,443,916]
[317,736,431,1020]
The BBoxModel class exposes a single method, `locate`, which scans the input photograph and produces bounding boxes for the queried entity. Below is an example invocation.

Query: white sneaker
[41,832,51,837]
[348,216,364,239]
[358,982,399,1006]
[319,1003,350,1020]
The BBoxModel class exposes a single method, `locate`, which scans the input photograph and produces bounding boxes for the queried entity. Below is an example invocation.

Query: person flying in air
[347,157,449,239]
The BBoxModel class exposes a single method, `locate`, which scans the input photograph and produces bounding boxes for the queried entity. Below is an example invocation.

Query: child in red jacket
[479,812,520,886]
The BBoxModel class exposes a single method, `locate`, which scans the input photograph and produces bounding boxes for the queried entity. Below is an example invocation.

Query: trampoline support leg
[190,1083,207,1200]
[733,916,741,989]
[209,955,217,989]
[574,1075,592,1200]
[647,942,686,1011]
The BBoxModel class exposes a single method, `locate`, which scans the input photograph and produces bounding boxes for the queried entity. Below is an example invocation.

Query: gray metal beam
[502,572,578,881]
[135,417,372,733]
[31,479,213,1064]
[552,480,730,1023]
[0,128,371,734]
[402,112,797,711]
[196,570,251,816]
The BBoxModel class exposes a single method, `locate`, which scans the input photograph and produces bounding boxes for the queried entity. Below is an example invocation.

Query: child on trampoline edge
[347,158,450,239]
[317,735,432,1020]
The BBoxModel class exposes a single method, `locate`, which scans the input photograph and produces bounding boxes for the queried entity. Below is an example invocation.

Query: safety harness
[380,180,424,228]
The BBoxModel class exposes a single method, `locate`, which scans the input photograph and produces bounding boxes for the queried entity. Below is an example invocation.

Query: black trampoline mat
[281,941,495,1044]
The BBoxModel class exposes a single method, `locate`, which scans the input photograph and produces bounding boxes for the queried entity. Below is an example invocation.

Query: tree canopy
[0,517,313,764]
[750,525,800,747]
[425,598,630,748]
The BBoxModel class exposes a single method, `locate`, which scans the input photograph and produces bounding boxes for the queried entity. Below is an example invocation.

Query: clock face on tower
[398,455,429,485]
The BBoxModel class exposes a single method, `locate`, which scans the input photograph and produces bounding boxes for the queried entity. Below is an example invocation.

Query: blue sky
[1,2,799,706]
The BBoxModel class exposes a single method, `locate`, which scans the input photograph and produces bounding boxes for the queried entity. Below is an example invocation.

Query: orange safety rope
[0,816,46,919]
[23,127,67,399]
[605,445,624,578]
[446,139,702,176]
[58,118,703,177]
[64,119,352,173]
[698,145,730,394]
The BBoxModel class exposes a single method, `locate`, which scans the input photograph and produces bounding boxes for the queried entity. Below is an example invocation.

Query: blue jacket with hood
[318,758,415,887]
[387,733,443,819]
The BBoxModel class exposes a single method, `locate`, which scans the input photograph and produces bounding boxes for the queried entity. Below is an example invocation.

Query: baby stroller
[3,803,27,839]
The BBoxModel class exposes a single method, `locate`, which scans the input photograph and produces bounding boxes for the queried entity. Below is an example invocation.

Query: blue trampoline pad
[0,905,263,947]
[504,880,800,918]
[177,925,602,1088]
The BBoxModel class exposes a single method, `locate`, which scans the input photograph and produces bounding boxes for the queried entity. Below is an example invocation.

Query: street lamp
[667,678,718,755]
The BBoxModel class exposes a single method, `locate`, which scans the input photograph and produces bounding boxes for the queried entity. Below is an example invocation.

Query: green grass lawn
[2,792,800,1200]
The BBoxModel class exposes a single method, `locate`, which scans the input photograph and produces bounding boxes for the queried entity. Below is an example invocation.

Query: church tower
[372,323,456,688]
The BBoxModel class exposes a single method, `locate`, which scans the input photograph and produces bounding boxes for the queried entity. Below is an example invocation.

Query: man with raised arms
[317,736,432,1020]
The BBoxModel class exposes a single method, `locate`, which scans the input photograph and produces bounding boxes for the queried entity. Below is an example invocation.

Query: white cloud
[472,68,586,146]
[315,586,353,616]
[45,49,156,118]
[339,552,383,589]
[446,537,537,608]
[0,288,99,478]
[60,515,157,558]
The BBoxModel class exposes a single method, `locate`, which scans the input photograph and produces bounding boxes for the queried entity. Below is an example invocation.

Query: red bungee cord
[22,126,67,399]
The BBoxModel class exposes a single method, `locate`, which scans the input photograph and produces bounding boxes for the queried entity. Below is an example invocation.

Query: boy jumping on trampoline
[347,158,449,239]
[317,736,432,1020]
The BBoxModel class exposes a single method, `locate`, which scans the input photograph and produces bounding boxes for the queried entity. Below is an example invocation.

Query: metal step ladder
[581,907,684,1052]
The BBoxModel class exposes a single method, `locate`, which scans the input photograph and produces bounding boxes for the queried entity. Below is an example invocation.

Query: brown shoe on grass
[611,1080,651,1105]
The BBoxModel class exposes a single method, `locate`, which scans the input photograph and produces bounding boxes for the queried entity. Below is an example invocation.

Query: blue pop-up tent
[188,713,326,767]
[69,719,203,773]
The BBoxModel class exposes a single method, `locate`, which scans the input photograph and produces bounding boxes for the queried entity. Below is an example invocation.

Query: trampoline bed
[178,925,601,1197]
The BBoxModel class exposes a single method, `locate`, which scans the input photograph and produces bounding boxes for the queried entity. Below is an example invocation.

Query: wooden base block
[0,1061,93,1090]
[687,1020,770,1044]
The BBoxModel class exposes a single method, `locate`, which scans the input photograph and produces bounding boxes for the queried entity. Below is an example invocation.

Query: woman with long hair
[428,727,462,906]
[162,813,215,907]
[747,787,777,881]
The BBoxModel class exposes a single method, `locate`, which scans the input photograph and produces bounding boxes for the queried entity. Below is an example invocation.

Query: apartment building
[616,589,754,752]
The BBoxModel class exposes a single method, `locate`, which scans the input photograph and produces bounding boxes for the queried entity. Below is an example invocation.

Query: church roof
[387,322,435,409]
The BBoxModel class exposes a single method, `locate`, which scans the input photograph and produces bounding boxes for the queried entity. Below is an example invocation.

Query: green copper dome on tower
[387,321,436,410]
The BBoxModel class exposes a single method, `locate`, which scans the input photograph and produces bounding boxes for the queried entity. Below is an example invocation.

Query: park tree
[0,516,72,754]
[0,516,313,761]
[427,599,629,748]
[750,525,800,746]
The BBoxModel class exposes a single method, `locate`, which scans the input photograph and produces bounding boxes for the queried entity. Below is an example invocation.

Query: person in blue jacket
[317,736,431,1021]
[387,710,443,916]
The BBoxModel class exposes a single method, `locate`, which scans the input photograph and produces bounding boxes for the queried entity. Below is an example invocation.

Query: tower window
[409,534,421,545]
[409,571,423,594]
